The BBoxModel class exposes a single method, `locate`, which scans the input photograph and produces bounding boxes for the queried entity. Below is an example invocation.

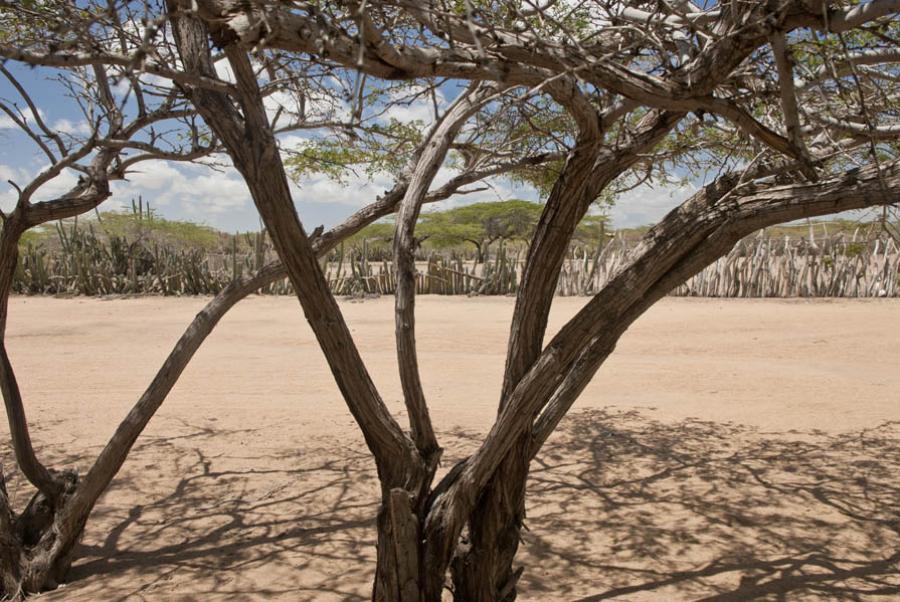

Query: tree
[419,200,545,261]
[2,1,900,600]
[0,3,558,596]
[0,52,217,599]
[573,214,610,249]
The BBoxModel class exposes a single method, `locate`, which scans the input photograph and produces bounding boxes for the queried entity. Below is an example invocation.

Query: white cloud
[111,162,251,215]
[380,100,437,126]
[1,106,89,138]
[291,171,394,210]
[0,106,45,130]
[608,181,696,228]
[52,119,92,136]
[379,86,445,127]
[0,163,83,212]
[0,165,30,212]
[420,173,700,229]
[0,164,29,184]
[0,158,258,232]
[420,165,538,215]
[278,134,311,150]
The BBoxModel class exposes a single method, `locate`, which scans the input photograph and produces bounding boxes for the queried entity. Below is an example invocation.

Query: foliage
[419,200,545,250]
[573,214,610,247]
[285,118,423,184]
[95,210,222,250]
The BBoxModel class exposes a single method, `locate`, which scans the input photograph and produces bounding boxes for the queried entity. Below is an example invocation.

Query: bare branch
[770,31,816,179]
[393,82,497,460]
[0,64,66,160]
[0,45,238,96]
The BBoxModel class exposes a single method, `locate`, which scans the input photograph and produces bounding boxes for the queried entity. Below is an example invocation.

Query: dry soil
[3,296,898,601]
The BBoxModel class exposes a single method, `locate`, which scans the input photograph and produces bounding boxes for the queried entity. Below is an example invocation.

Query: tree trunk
[465,240,484,264]
[0,467,22,598]
[374,490,425,602]
[451,110,684,600]
[451,138,604,600]
[165,10,441,599]
[451,454,527,602]
[0,214,89,597]
[0,468,81,599]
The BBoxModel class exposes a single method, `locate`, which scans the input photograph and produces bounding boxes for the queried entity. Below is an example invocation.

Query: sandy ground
[2,295,898,601]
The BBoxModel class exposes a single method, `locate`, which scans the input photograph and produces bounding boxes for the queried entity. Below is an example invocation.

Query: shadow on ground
[2,409,898,600]
[520,409,900,601]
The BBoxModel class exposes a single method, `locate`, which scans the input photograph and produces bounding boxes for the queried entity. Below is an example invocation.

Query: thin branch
[0,64,66,159]
[0,45,238,96]
[393,82,496,460]
[770,30,816,180]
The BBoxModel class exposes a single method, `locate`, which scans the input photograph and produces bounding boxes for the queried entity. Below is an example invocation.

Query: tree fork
[165,5,444,596]
[454,109,684,600]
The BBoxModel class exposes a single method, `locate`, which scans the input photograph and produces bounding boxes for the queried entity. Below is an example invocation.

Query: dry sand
[3,296,898,600]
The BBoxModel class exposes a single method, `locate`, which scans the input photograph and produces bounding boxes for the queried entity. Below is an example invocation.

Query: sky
[0,60,707,233]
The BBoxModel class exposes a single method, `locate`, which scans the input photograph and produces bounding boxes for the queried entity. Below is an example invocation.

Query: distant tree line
[343,200,610,262]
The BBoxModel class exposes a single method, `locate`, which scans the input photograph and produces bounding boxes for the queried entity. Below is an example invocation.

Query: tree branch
[0,45,237,96]
[393,82,497,461]
[425,158,900,570]
[167,1,419,486]
[530,159,900,451]
[770,31,816,179]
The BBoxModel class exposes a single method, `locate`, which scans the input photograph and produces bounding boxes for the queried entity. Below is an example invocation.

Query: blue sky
[0,61,695,233]
[2,2,889,235]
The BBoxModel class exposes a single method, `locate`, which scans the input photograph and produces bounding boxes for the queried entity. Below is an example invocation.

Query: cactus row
[13,221,900,298]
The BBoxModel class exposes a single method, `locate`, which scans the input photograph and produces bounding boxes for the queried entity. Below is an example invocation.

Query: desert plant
[155,3,900,599]
[2,1,900,601]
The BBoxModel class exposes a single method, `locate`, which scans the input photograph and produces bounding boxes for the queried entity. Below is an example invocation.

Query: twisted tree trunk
[451,110,683,600]
[165,6,447,597]
[1,215,92,597]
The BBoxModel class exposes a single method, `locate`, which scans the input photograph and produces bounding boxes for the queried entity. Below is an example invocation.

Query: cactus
[11,221,900,298]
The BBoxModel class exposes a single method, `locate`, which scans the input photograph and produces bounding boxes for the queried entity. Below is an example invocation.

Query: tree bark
[394,83,493,461]
[165,6,441,597]
[3,2,888,597]
[0,38,537,600]
[443,158,900,602]
[0,465,23,599]
[453,109,683,600]
[451,157,900,600]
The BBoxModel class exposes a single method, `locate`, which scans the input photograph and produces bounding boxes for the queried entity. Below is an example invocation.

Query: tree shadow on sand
[3,409,898,600]
[2,417,383,601]
[520,409,900,600]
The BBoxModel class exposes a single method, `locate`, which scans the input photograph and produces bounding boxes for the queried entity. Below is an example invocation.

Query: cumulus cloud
[0,152,703,237]
[291,171,394,209]
[420,166,539,215]
[1,106,90,138]
[380,99,437,126]
[0,165,30,212]
[379,85,446,127]
[52,119,92,135]
[608,181,696,228]
[110,162,251,216]
[0,106,45,130]
[0,163,82,212]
